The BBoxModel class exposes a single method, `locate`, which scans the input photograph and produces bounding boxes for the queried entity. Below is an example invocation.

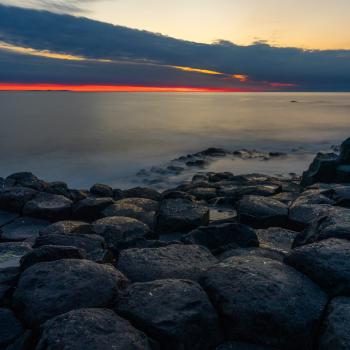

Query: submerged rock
[36,308,153,350]
[117,279,221,349]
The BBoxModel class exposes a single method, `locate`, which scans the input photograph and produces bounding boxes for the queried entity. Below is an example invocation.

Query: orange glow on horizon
[232,74,248,82]
[172,66,224,75]
[0,83,258,92]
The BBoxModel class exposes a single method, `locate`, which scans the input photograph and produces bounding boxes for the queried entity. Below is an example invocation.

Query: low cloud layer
[0,5,349,91]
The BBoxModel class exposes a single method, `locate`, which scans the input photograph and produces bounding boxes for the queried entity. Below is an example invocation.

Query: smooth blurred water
[0,92,349,188]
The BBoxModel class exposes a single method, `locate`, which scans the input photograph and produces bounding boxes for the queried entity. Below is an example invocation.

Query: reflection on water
[0,92,349,188]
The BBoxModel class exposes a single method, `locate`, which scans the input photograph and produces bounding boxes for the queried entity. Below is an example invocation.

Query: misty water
[1,92,349,189]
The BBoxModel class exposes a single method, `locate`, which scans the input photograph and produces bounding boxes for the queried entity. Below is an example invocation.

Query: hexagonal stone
[118,244,217,282]
[0,217,50,242]
[285,238,350,296]
[117,279,221,349]
[200,255,327,349]
[0,242,32,269]
[156,198,209,234]
[0,187,37,212]
[13,259,128,326]
[23,193,73,221]
[36,308,153,350]
[238,196,288,228]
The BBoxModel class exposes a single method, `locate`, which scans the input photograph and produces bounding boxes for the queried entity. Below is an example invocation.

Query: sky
[0,0,349,91]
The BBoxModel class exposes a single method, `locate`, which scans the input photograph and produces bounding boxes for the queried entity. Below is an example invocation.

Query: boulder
[182,223,258,255]
[20,245,86,270]
[0,211,18,227]
[118,244,217,282]
[0,187,37,212]
[271,191,299,205]
[336,165,350,183]
[23,193,73,221]
[189,187,218,201]
[200,255,327,349]
[123,187,161,201]
[44,181,71,198]
[39,220,94,235]
[93,216,150,252]
[0,308,23,348]
[218,247,285,262]
[285,238,350,296]
[5,172,46,191]
[13,259,128,326]
[0,242,32,269]
[256,227,298,254]
[90,183,113,198]
[0,267,20,306]
[301,153,338,187]
[319,297,350,350]
[331,184,350,207]
[338,137,350,164]
[238,196,288,228]
[117,279,221,349]
[236,185,281,198]
[36,308,153,350]
[156,198,209,234]
[72,197,114,221]
[0,217,50,242]
[34,233,108,263]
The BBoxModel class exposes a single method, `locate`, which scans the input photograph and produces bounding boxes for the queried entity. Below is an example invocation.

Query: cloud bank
[0,5,349,91]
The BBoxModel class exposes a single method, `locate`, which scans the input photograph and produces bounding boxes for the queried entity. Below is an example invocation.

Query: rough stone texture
[72,197,114,221]
[238,196,289,228]
[45,181,71,198]
[218,247,285,262]
[216,342,276,350]
[0,267,19,306]
[319,297,350,350]
[256,227,298,254]
[117,279,221,349]
[0,187,37,212]
[23,192,73,221]
[0,242,32,269]
[0,308,24,348]
[293,206,350,247]
[20,245,86,270]
[156,198,209,234]
[103,198,158,229]
[123,187,161,201]
[285,238,350,296]
[0,211,18,227]
[90,183,113,198]
[292,189,335,206]
[0,217,50,242]
[93,216,150,251]
[34,234,108,262]
[182,223,258,255]
[118,244,217,282]
[339,137,350,164]
[5,172,46,191]
[40,220,94,235]
[13,259,127,326]
[200,255,327,350]
[36,308,153,350]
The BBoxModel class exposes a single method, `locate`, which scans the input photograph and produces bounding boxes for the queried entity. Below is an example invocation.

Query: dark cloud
[0,4,350,91]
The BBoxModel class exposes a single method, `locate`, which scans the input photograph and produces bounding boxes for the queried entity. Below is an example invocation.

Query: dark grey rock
[90,183,113,198]
[256,227,298,254]
[0,243,32,269]
[200,255,327,349]
[272,191,299,205]
[336,165,350,183]
[4,330,32,350]
[319,297,350,350]
[156,198,209,234]
[69,189,89,202]
[0,308,23,348]
[238,196,288,228]
[20,245,86,270]
[39,220,94,235]
[216,342,277,350]
[13,259,128,326]
[123,187,161,201]
[236,185,281,197]
[189,187,218,201]
[36,308,153,350]
[338,137,350,164]
[301,153,338,187]
[292,189,335,206]
[218,247,285,262]
[23,193,73,221]
[0,217,50,242]
[331,184,350,207]
[161,190,196,202]
[117,279,221,349]
[182,223,258,254]
[0,187,37,213]
[285,238,350,296]
[0,267,20,306]
[0,211,18,228]
[6,172,46,191]
[112,189,124,201]
[208,172,234,182]
[44,181,70,197]
[34,233,107,262]
[72,197,114,221]
[118,244,217,282]
[93,216,150,251]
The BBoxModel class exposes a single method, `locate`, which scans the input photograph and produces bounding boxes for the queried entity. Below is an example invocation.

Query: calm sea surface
[1,92,349,188]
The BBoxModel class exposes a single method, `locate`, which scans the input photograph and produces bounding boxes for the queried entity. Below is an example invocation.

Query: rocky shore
[1,138,350,349]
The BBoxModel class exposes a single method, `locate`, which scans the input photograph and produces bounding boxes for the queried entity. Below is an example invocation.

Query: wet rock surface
[2,139,350,349]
